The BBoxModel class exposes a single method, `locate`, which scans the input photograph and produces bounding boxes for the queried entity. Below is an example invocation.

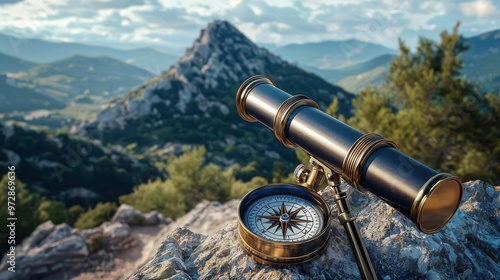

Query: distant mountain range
[305,54,395,84]
[264,39,397,70]
[303,28,500,94]
[461,28,500,93]
[0,33,179,73]
[78,20,355,179]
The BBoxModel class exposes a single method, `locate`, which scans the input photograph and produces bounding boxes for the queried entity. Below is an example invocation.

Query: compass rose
[261,202,313,239]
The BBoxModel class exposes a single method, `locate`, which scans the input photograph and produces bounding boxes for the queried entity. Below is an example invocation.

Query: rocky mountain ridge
[2,180,498,279]
[78,20,354,177]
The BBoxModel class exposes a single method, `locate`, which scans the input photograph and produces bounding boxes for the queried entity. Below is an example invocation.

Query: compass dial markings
[243,194,323,242]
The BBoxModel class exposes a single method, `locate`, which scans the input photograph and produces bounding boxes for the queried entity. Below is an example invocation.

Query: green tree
[74,202,117,229]
[121,145,238,218]
[38,200,70,225]
[0,175,71,255]
[68,205,85,226]
[340,23,500,184]
[230,176,268,199]
[119,179,185,219]
[166,146,206,209]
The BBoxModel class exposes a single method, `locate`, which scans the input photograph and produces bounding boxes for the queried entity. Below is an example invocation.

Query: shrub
[74,202,117,229]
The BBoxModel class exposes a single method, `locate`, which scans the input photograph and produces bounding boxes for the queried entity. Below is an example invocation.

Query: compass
[237,183,331,266]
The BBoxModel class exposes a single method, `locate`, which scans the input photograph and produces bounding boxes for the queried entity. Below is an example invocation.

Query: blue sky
[0,0,498,54]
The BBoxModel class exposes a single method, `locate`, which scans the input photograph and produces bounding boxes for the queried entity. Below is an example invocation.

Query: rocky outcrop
[112,204,171,227]
[3,181,497,279]
[112,204,147,226]
[161,200,239,236]
[0,204,172,280]
[129,228,206,279]
[101,222,136,251]
[130,180,500,279]
[0,221,88,279]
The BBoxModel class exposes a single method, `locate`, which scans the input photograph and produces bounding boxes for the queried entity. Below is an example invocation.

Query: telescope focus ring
[273,95,320,148]
[342,133,398,192]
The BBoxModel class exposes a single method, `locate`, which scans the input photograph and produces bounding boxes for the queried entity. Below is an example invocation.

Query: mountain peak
[81,20,353,170]
[169,19,277,86]
[204,20,238,35]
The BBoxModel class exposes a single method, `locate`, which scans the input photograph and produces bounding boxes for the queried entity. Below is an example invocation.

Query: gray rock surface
[101,222,137,251]
[0,221,88,279]
[160,200,240,236]
[130,180,500,279]
[0,205,162,280]
[112,204,147,226]
[144,211,161,226]
[113,204,169,227]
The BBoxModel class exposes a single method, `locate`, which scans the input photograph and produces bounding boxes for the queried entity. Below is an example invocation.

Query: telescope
[235,75,463,279]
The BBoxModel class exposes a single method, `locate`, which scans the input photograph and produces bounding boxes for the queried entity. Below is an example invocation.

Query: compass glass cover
[242,194,324,242]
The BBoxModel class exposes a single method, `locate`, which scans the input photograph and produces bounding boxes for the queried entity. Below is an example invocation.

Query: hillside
[0,74,65,113]
[305,54,395,86]
[78,20,355,179]
[0,122,162,206]
[338,64,390,93]
[0,51,37,73]
[461,28,500,93]
[14,55,152,103]
[0,33,179,73]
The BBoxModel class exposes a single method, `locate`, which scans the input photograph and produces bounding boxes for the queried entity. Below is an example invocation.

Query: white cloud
[0,0,497,52]
[460,0,500,18]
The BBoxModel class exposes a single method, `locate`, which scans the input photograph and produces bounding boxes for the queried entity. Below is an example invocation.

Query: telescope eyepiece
[236,75,274,122]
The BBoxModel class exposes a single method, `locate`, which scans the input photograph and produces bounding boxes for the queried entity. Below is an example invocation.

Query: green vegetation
[333,24,500,184]
[120,179,185,219]
[120,146,268,219]
[74,202,117,229]
[0,123,163,207]
[0,175,72,255]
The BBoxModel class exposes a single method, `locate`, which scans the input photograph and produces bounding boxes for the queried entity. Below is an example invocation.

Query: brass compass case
[237,184,331,266]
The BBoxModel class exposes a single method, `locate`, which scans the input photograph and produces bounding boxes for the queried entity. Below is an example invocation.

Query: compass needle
[289,222,301,229]
[280,222,288,239]
[267,221,279,230]
[289,207,303,218]
[273,225,280,233]
[261,215,280,221]
[280,202,287,215]
[290,218,313,223]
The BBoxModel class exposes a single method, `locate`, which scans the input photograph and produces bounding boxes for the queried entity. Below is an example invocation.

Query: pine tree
[340,23,500,184]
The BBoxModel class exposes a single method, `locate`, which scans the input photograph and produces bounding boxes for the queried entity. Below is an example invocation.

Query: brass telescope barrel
[236,75,463,234]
